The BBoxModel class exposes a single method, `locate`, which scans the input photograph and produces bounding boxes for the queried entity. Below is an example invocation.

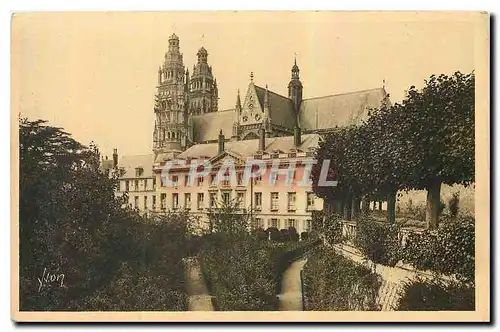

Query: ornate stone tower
[288,57,303,117]
[153,33,191,159]
[188,47,219,114]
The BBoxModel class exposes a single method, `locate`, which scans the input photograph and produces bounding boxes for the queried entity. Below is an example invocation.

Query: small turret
[288,55,303,115]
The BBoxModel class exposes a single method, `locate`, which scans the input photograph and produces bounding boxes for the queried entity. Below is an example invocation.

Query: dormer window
[135,167,144,177]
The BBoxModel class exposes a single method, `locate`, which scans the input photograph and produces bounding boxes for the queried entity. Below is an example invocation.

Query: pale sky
[12,12,478,157]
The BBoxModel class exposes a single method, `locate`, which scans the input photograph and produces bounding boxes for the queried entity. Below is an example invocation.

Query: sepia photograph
[10,11,489,322]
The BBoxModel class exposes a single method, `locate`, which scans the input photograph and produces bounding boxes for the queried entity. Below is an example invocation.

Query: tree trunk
[361,197,370,214]
[426,182,442,230]
[387,190,396,224]
[344,195,352,221]
[352,197,361,220]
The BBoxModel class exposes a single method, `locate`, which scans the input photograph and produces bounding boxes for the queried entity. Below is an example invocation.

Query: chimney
[294,125,301,147]
[218,129,225,154]
[259,127,266,151]
[112,148,118,167]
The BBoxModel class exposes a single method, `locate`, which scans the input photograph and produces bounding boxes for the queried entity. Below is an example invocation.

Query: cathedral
[114,33,390,234]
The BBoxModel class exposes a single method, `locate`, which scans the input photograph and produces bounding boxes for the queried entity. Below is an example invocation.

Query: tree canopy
[311,71,475,228]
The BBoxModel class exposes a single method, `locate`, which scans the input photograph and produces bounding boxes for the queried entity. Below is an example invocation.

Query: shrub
[322,213,343,245]
[200,235,319,311]
[288,227,300,241]
[396,278,475,311]
[300,232,309,241]
[267,227,281,242]
[252,228,268,241]
[200,235,278,310]
[280,228,290,242]
[402,217,474,284]
[355,217,402,267]
[303,247,382,311]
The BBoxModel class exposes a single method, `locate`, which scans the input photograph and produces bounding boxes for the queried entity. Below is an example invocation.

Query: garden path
[278,258,307,311]
[184,257,214,311]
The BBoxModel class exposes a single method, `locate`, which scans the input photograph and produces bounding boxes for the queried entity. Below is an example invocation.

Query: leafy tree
[364,97,409,223]
[206,198,250,236]
[396,72,475,228]
[312,126,373,220]
[19,118,189,310]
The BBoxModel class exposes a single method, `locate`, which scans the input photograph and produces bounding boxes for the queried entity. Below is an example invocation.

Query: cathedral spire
[288,56,303,115]
[235,89,242,110]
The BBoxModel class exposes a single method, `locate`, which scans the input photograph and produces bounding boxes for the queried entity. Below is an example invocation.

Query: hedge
[200,235,320,311]
[401,217,475,284]
[355,216,402,267]
[396,278,475,311]
[303,246,382,310]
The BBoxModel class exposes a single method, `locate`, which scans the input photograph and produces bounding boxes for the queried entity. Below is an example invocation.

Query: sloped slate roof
[191,109,236,142]
[118,154,154,179]
[254,85,296,129]
[177,133,320,159]
[299,88,387,130]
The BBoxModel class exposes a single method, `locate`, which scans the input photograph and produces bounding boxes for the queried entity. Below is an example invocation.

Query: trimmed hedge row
[396,278,475,311]
[200,235,320,311]
[303,246,382,311]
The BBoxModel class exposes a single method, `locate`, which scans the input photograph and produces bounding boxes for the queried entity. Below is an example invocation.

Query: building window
[136,167,144,177]
[152,177,156,190]
[197,176,204,186]
[254,192,262,211]
[210,174,216,186]
[287,192,297,211]
[134,196,139,209]
[222,192,231,205]
[134,179,139,191]
[184,193,191,209]
[237,173,244,186]
[270,192,279,211]
[161,193,166,210]
[254,174,262,185]
[270,218,279,229]
[144,196,148,210]
[197,193,204,210]
[209,192,217,208]
[185,175,190,187]
[287,218,297,229]
[172,175,179,186]
[172,193,179,209]
[152,195,156,211]
[307,192,315,210]
[125,180,129,191]
[251,218,264,230]
[237,192,245,209]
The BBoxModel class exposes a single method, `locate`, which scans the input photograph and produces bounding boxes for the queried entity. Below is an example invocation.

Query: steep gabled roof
[299,88,388,130]
[191,109,237,142]
[254,85,296,129]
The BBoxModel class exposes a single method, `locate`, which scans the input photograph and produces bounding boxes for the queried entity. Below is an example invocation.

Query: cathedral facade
[115,33,390,234]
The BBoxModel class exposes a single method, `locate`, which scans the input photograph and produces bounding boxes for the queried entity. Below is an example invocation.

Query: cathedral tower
[153,33,190,159]
[188,47,219,114]
[288,57,303,117]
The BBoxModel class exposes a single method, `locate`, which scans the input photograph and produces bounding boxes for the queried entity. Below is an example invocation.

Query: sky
[12,12,478,157]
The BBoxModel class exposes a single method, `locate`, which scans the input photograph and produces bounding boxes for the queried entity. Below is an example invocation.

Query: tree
[363,97,410,223]
[19,118,190,310]
[312,126,373,221]
[396,72,475,229]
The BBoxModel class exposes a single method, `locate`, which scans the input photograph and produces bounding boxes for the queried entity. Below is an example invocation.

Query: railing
[339,220,425,247]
